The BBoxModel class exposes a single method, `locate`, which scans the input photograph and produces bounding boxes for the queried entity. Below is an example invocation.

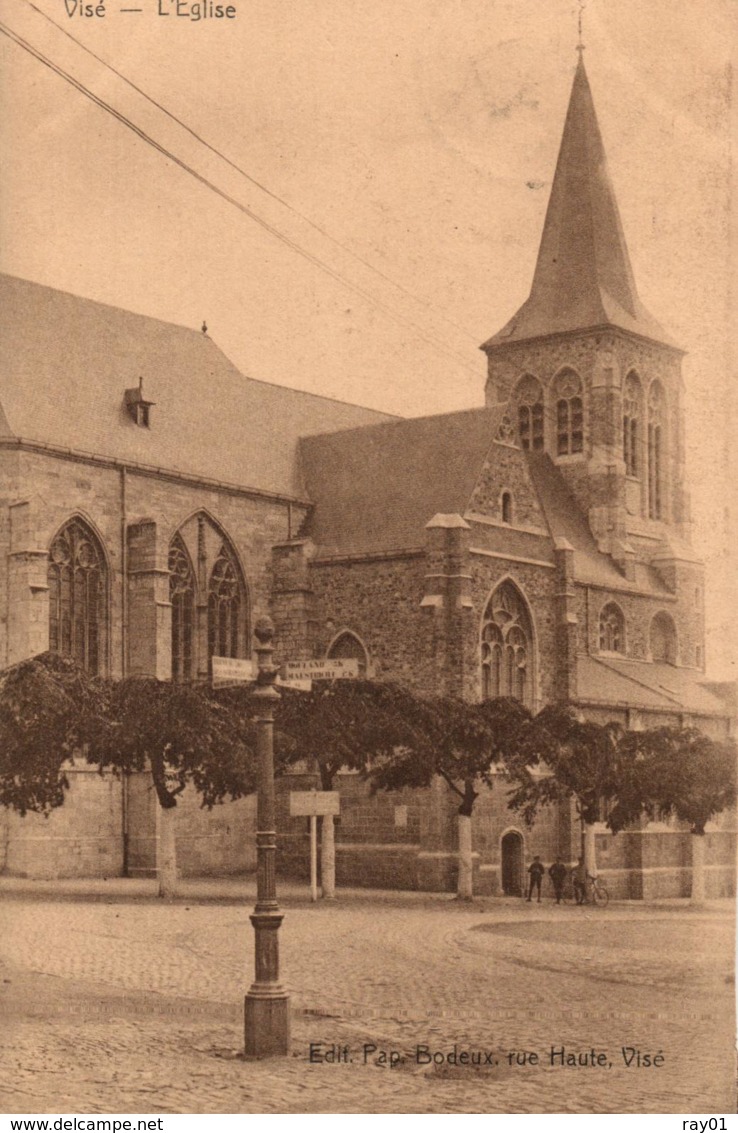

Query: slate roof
[299,406,507,555]
[526,452,674,595]
[483,58,676,351]
[577,655,731,718]
[0,274,394,499]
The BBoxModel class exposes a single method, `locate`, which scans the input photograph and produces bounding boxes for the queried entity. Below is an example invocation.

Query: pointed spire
[484,57,674,349]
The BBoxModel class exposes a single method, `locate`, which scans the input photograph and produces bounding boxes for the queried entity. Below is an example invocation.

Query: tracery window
[647,381,665,519]
[554,370,584,456]
[598,602,625,654]
[649,611,677,665]
[208,542,245,661]
[515,375,544,452]
[327,630,369,677]
[623,372,641,477]
[169,536,195,681]
[48,518,107,674]
[481,581,533,705]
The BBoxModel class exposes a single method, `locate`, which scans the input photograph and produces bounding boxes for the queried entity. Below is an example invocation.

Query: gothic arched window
[623,372,641,477]
[647,381,665,518]
[169,536,195,681]
[481,580,533,705]
[515,375,544,452]
[555,369,584,456]
[48,518,107,674]
[598,602,625,653]
[650,611,677,665]
[327,630,369,677]
[208,542,245,661]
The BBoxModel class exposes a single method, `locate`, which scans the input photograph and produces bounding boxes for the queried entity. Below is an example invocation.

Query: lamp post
[244,616,290,1057]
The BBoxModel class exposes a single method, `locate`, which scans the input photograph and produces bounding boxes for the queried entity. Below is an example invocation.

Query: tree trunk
[690,832,707,907]
[456,813,474,900]
[156,801,178,898]
[321,813,336,900]
[583,822,597,880]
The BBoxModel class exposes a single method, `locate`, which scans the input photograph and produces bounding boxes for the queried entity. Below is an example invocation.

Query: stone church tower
[482,57,691,584]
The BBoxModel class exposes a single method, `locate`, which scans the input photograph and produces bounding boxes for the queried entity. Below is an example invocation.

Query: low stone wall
[0,766,123,879]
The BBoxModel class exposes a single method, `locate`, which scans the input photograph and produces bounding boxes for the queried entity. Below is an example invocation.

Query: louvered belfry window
[648,382,665,519]
[48,518,107,673]
[623,372,641,478]
[516,375,544,451]
[555,370,584,456]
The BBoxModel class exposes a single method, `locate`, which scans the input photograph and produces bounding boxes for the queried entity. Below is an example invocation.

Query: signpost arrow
[282,658,359,682]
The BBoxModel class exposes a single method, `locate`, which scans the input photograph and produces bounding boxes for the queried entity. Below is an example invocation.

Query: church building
[0,58,733,897]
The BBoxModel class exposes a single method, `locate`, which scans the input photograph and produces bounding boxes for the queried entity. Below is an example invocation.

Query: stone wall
[0,447,300,878]
[0,766,123,879]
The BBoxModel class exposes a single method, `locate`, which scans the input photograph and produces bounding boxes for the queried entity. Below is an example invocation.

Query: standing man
[572,855,587,905]
[526,856,545,902]
[549,857,567,904]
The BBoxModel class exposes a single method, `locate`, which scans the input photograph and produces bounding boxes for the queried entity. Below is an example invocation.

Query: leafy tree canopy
[615,726,737,835]
[0,652,109,815]
[370,695,532,815]
[273,679,429,789]
[0,653,259,814]
[505,703,627,829]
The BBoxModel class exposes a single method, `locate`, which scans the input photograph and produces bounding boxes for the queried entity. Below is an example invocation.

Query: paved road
[0,887,734,1114]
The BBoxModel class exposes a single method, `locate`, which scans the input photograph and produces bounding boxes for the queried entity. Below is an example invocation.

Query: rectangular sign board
[212,656,257,687]
[283,658,359,682]
[276,676,313,692]
[289,790,341,817]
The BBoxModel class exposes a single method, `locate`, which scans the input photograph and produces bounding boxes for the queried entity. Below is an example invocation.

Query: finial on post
[254,616,275,645]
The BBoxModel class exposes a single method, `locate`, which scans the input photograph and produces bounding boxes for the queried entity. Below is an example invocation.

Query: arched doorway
[501,831,524,896]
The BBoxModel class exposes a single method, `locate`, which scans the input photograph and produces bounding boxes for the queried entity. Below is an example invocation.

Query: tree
[95,678,258,896]
[371,695,532,899]
[505,704,626,879]
[273,679,427,897]
[0,654,259,897]
[0,652,109,816]
[615,726,737,906]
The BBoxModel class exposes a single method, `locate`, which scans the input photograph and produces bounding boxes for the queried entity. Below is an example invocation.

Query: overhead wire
[3,10,589,439]
[26,0,480,346]
[0,15,483,380]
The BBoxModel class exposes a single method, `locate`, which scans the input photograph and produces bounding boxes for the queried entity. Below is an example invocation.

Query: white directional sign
[283,658,359,682]
[211,656,256,687]
[276,676,313,692]
[289,791,341,817]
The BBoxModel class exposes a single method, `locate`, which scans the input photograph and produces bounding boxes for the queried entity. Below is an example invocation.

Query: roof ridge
[298,403,499,443]
[0,272,396,419]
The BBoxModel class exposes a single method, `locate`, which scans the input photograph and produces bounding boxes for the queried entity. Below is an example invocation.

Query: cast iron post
[244,616,290,1056]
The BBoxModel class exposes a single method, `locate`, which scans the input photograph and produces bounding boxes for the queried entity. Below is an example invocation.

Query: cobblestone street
[0,881,734,1114]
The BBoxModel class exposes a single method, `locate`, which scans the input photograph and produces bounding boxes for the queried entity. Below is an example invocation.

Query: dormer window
[124,377,155,428]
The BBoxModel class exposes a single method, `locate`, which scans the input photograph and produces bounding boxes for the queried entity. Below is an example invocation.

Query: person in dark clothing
[526,856,545,902]
[549,857,568,903]
[572,856,587,905]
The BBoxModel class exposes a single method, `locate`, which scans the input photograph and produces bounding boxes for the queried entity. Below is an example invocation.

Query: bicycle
[562,873,610,907]
[584,874,610,907]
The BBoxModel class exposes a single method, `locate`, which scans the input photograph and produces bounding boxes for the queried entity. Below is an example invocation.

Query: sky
[0,0,734,678]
